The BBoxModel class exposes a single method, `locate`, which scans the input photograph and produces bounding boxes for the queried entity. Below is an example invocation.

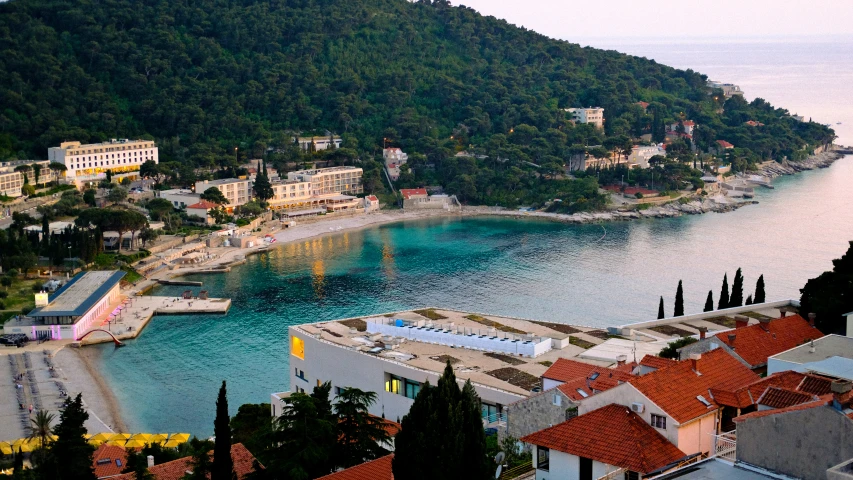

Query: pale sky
[457,0,853,41]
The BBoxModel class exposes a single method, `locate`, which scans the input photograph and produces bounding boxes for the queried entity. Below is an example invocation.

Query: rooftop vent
[697,395,712,407]
[831,380,853,395]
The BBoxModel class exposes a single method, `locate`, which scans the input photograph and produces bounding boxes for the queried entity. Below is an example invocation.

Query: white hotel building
[48,139,158,187]
[564,107,605,130]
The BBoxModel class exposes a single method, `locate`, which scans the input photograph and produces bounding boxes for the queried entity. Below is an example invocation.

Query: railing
[711,431,737,462]
[483,412,507,429]
[499,461,534,480]
[595,466,626,480]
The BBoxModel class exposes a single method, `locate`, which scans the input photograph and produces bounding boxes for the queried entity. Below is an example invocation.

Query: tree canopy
[800,241,853,334]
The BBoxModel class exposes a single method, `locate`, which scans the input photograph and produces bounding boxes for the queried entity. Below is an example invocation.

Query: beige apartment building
[48,139,158,186]
[0,160,62,197]
[194,178,251,211]
[565,107,605,129]
[286,166,363,196]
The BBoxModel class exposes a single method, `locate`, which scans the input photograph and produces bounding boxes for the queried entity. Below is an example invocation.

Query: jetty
[157,279,203,286]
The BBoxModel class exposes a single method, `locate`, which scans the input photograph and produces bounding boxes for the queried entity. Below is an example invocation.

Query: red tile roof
[639,355,678,371]
[543,358,602,383]
[714,315,823,367]
[710,371,807,408]
[316,454,394,480]
[521,404,687,474]
[187,200,220,210]
[683,121,696,127]
[757,387,817,409]
[629,349,760,424]
[637,101,650,108]
[716,140,734,148]
[112,443,259,480]
[366,195,378,201]
[399,188,427,200]
[544,358,634,400]
[93,444,129,479]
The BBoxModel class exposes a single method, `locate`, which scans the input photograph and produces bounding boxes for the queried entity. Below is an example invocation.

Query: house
[768,334,853,379]
[732,381,853,480]
[295,135,342,152]
[186,200,220,224]
[677,314,824,373]
[627,145,666,168]
[92,444,129,479]
[715,140,734,152]
[668,121,695,136]
[364,195,379,212]
[636,101,650,113]
[744,120,765,127]
[316,454,394,480]
[48,139,158,187]
[577,349,760,455]
[521,404,688,480]
[194,178,252,210]
[399,188,428,200]
[564,107,605,129]
[707,80,744,98]
[635,355,677,376]
[156,189,201,209]
[383,148,408,165]
[112,443,260,480]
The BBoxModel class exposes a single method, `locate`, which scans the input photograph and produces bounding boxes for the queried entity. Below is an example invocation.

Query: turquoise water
[94,155,853,436]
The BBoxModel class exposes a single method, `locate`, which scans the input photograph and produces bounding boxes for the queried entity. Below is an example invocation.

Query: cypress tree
[211,381,233,480]
[746,294,753,305]
[657,296,665,319]
[754,274,766,304]
[704,290,714,312]
[718,274,730,309]
[674,280,684,317]
[730,268,744,307]
[41,393,96,480]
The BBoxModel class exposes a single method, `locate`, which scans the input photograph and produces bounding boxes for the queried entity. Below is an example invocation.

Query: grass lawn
[0,277,41,321]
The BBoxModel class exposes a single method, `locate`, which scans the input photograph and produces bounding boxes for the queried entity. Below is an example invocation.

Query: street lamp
[235,147,238,164]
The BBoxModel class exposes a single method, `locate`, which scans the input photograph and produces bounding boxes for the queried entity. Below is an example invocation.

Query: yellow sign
[291,336,305,360]
[35,292,49,307]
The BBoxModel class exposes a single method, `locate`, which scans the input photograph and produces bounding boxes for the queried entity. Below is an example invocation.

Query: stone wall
[505,387,577,441]
[736,406,853,480]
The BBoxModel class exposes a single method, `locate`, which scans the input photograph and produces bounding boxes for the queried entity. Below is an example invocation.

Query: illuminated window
[385,375,402,394]
[291,336,305,359]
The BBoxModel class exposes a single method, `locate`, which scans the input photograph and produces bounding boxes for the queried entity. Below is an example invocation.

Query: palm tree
[29,410,56,449]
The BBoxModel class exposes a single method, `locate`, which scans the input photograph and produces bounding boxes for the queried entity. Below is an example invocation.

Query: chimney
[147,455,155,468]
[697,327,707,340]
[735,316,749,329]
[727,333,736,346]
[808,313,816,327]
[758,317,772,325]
[831,380,852,395]
[616,354,627,366]
[689,353,701,371]
[780,310,788,318]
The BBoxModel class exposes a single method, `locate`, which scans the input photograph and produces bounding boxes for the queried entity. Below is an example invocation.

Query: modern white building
[194,178,252,210]
[268,178,361,213]
[383,148,408,181]
[564,107,605,129]
[157,189,201,209]
[627,145,666,168]
[286,166,363,196]
[707,80,744,98]
[294,135,342,152]
[767,335,853,380]
[48,139,158,187]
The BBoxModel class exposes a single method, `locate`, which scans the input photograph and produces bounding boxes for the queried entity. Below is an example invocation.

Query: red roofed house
[715,139,734,150]
[668,120,696,136]
[636,101,650,112]
[521,404,688,480]
[577,349,760,455]
[732,380,853,480]
[186,200,220,225]
[111,443,260,480]
[677,314,824,374]
[635,355,678,375]
[399,188,427,200]
[316,454,394,480]
[92,444,129,479]
[363,195,379,212]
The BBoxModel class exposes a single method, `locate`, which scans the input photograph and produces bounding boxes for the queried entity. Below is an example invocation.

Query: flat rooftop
[197,178,248,186]
[771,334,853,364]
[29,271,125,318]
[295,308,647,396]
[656,458,777,480]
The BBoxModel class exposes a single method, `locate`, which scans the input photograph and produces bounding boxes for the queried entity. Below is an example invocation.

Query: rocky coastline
[754,150,843,177]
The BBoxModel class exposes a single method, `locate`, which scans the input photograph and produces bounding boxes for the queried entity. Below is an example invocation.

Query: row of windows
[72,158,151,170]
[71,150,154,161]
[385,373,421,400]
[70,144,154,154]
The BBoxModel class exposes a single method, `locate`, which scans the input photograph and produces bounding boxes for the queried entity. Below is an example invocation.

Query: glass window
[404,379,421,399]
[291,336,305,359]
[537,447,549,471]
[385,375,402,394]
[481,403,498,420]
[651,414,666,429]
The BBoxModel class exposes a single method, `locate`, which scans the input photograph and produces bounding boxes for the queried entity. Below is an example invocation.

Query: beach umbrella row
[0,436,59,454]
[2,433,190,455]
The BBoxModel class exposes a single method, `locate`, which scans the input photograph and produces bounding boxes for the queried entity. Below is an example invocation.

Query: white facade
[0,160,62,197]
[533,446,611,480]
[157,189,201,209]
[294,136,342,152]
[707,81,744,98]
[48,139,158,186]
[565,107,605,129]
[286,166,363,196]
[277,327,524,423]
[194,178,251,209]
[628,145,666,169]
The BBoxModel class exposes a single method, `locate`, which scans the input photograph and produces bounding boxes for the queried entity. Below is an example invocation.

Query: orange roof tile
[187,200,220,210]
[111,443,260,480]
[798,374,834,396]
[399,188,427,200]
[544,358,634,399]
[93,444,129,479]
[757,387,817,409]
[710,371,807,408]
[543,358,605,383]
[521,404,687,474]
[316,454,394,480]
[714,315,823,367]
[639,355,678,371]
[556,378,595,401]
[629,349,760,423]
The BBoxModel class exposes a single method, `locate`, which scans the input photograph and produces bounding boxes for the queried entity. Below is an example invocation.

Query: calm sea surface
[93,38,853,436]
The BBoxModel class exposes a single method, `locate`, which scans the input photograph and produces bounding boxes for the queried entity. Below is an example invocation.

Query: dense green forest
[0,0,835,207]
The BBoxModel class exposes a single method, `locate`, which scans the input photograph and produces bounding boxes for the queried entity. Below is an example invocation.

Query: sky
[456,0,853,42]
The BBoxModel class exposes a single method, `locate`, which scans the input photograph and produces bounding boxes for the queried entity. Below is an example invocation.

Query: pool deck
[77,294,231,345]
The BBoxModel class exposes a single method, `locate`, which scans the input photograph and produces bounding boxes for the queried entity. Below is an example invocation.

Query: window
[536,447,550,471]
[481,403,499,420]
[624,471,639,480]
[553,394,562,406]
[334,386,346,396]
[291,336,305,360]
[404,379,421,399]
[651,414,666,429]
[385,375,402,394]
[294,368,306,381]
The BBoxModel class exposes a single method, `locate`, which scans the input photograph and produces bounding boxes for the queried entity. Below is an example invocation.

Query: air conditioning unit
[631,402,645,413]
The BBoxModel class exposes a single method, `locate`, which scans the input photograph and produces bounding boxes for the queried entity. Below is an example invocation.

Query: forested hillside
[0,0,835,205]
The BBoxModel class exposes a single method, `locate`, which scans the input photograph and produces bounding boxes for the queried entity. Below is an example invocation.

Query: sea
[92,36,853,436]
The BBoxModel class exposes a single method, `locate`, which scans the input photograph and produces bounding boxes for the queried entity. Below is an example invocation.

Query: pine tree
[718,274,730,309]
[730,268,744,307]
[211,381,233,480]
[704,290,714,312]
[267,383,336,479]
[745,294,753,305]
[252,158,274,204]
[657,296,665,319]
[334,388,391,469]
[754,274,766,304]
[674,280,684,317]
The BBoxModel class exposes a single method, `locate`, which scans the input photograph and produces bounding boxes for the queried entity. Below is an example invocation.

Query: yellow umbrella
[168,433,190,443]
[0,442,12,455]
[88,438,105,447]
[11,439,31,453]
[129,433,152,442]
[107,433,131,442]
[150,434,169,444]
[104,439,126,446]
[90,432,112,443]
[124,438,148,449]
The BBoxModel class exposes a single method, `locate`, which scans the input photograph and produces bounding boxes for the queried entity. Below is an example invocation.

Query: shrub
[635,192,643,199]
